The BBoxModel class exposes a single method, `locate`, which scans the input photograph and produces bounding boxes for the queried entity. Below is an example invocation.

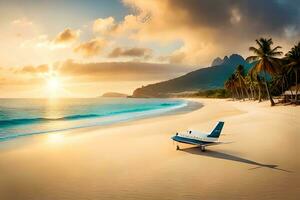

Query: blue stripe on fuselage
[171,135,212,145]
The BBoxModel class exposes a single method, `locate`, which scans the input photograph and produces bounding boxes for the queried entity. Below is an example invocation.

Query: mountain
[132,54,252,97]
[101,92,128,97]
[211,57,223,66]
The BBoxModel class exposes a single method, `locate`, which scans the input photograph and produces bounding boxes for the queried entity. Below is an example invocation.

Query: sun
[47,77,60,91]
[45,76,63,98]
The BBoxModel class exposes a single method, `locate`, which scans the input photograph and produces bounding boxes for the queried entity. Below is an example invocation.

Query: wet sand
[0,98,299,200]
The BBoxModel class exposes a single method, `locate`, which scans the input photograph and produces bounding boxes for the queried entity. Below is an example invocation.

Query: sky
[0,0,300,98]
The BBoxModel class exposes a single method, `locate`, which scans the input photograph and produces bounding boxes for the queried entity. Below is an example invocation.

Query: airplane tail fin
[207,121,224,138]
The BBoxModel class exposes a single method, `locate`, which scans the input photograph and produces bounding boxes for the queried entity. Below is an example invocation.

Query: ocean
[0,98,192,141]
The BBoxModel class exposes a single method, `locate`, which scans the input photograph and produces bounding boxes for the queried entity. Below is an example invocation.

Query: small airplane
[171,121,225,152]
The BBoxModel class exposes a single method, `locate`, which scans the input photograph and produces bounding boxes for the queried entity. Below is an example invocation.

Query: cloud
[121,0,300,65]
[21,28,80,50]
[74,38,106,57]
[108,47,152,58]
[159,0,300,36]
[93,17,117,34]
[0,60,190,86]
[53,28,80,44]
[169,52,186,64]
[58,60,189,81]
[9,17,39,40]
[0,64,49,89]
[11,18,33,27]
[19,64,49,73]
[158,51,186,64]
[92,15,142,38]
[0,60,191,97]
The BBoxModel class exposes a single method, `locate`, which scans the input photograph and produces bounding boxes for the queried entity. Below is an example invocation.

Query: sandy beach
[0,98,299,200]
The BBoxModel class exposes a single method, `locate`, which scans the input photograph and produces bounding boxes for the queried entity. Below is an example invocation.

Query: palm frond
[269,46,283,56]
[271,45,282,52]
[267,38,273,46]
[255,39,263,50]
[249,46,261,55]
[270,51,283,57]
[264,58,278,75]
[252,60,263,74]
[246,55,259,62]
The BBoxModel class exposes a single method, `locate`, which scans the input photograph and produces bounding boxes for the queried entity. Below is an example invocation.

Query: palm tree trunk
[295,69,298,101]
[282,75,287,95]
[258,85,262,102]
[229,88,234,100]
[290,87,294,97]
[239,79,244,101]
[263,70,275,106]
[250,86,254,100]
[234,86,240,99]
[233,89,237,100]
[252,85,257,100]
[245,87,250,100]
[239,87,244,100]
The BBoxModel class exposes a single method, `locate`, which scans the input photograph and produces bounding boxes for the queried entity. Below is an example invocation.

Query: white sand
[0,98,299,200]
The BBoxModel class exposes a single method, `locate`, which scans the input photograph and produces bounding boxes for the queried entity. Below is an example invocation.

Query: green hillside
[132,54,252,97]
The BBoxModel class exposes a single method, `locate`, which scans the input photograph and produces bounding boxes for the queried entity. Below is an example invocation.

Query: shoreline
[0,98,202,142]
[0,98,299,199]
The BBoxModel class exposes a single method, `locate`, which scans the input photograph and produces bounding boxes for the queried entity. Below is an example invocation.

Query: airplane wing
[202,141,233,146]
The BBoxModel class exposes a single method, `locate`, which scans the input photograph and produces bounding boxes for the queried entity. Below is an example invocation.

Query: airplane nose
[171,133,179,140]
[171,135,177,140]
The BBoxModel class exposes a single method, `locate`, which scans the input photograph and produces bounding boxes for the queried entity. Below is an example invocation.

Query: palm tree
[235,65,245,100]
[225,73,241,100]
[272,65,288,95]
[257,75,265,102]
[285,42,300,101]
[249,67,263,102]
[236,64,251,100]
[246,38,282,106]
[234,75,241,99]
[245,74,255,100]
[225,74,237,100]
[225,78,234,100]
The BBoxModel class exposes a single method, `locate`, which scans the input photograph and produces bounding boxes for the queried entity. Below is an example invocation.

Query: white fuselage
[176,130,218,143]
[172,121,224,148]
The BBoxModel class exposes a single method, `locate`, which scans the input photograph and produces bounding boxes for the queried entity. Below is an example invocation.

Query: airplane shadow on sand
[179,147,292,173]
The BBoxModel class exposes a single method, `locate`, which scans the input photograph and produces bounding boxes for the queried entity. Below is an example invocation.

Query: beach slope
[0,99,299,200]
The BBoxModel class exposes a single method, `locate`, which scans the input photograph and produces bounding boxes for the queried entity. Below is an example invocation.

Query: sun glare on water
[47,133,65,143]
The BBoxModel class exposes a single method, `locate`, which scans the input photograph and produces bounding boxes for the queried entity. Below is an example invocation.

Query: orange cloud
[0,60,188,84]
[108,47,152,58]
[0,60,190,97]
[53,28,80,44]
[19,64,49,73]
[119,0,218,65]
[58,60,188,81]
[93,17,117,34]
[92,15,143,38]
[74,38,106,57]
[121,0,300,65]
[20,28,80,50]
[169,52,186,64]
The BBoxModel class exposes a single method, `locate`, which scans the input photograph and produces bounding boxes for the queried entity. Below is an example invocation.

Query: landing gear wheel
[200,146,206,152]
[176,145,180,150]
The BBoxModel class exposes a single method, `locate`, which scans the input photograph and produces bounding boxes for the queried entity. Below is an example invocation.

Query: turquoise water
[0,98,189,140]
